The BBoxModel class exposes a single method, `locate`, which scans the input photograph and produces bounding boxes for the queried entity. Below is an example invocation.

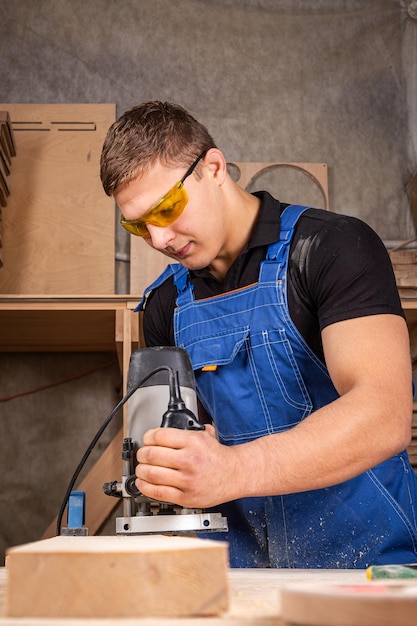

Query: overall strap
[134,263,185,311]
[259,204,310,283]
[174,264,195,306]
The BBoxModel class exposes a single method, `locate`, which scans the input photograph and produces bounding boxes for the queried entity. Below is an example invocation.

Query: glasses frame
[120,149,209,237]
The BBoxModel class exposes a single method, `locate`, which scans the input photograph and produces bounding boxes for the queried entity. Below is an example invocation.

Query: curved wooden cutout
[229,162,329,211]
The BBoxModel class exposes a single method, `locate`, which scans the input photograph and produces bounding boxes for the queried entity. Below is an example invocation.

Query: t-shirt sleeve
[297,213,404,331]
[142,278,176,346]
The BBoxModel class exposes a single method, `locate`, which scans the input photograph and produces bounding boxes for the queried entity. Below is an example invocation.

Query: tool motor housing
[126,346,199,447]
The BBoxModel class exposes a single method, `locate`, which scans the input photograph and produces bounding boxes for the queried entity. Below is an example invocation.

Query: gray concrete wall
[0,352,123,564]
[2,0,416,239]
[0,0,416,563]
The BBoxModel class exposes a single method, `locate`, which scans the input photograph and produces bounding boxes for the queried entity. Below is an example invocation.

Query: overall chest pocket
[185,326,313,444]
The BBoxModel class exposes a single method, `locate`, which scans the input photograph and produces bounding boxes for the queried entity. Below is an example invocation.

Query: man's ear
[205,148,228,185]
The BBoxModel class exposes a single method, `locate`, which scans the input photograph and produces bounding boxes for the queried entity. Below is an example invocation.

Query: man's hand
[135,425,239,508]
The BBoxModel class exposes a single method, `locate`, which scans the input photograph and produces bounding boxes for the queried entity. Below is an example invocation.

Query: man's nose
[146,224,174,250]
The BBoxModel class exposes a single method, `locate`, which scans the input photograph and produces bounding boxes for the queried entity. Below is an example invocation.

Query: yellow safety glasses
[120,150,208,237]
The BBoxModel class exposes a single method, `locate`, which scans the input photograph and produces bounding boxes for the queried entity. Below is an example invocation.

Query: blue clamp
[67,490,86,532]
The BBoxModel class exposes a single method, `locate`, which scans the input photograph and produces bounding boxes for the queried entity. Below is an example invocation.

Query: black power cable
[55,365,173,536]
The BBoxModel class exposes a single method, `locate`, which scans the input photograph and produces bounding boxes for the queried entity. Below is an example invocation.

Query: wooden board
[280,580,417,626]
[0,104,115,295]
[1,565,377,625]
[5,535,229,619]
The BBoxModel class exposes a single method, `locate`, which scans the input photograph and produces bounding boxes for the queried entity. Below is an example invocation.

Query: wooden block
[281,581,417,626]
[6,535,229,618]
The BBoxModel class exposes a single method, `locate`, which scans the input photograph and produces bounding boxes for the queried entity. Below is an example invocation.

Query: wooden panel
[6,535,229,619]
[130,240,169,298]
[230,161,329,210]
[0,104,115,295]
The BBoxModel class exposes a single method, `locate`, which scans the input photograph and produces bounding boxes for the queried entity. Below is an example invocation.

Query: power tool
[102,346,228,535]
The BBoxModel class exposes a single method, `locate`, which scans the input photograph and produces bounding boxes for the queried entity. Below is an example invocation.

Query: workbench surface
[0,566,365,625]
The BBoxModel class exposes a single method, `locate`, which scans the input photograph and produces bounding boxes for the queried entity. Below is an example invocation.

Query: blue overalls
[138,204,417,568]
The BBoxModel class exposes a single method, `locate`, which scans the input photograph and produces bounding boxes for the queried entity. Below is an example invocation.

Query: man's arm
[135,313,413,508]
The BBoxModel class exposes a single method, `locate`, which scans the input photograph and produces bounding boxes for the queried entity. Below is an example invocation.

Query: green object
[366,564,417,580]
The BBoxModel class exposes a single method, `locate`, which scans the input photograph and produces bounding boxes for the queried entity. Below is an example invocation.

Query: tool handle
[161,368,205,430]
[160,406,205,430]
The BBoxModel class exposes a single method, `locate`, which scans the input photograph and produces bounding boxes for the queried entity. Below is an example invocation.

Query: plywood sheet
[0,104,115,294]
[130,240,170,297]
[6,535,229,619]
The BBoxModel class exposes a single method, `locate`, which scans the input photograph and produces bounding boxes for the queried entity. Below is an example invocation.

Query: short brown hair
[100,101,217,195]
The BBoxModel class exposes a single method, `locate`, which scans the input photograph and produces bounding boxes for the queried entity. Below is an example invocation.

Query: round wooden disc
[280,581,417,626]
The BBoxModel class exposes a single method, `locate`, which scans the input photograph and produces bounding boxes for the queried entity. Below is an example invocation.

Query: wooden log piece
[280,580,417,626]
[6,535,229,618]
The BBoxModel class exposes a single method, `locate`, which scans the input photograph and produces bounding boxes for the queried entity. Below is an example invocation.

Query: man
[100,101,417,568]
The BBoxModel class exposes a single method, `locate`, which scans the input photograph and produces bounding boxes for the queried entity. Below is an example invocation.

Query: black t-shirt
[143,191,404,362]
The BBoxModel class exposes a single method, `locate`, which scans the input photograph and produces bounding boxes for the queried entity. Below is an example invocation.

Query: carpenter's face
[114,153,229,272]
